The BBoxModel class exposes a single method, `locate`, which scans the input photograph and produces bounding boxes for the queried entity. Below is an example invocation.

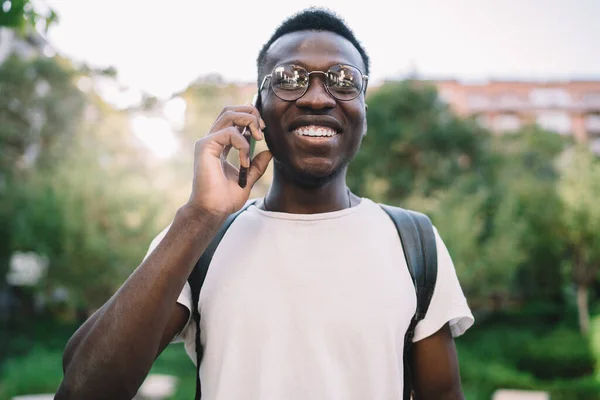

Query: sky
[44,0,600,100]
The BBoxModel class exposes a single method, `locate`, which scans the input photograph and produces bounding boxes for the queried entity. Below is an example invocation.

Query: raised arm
[56,105,271,400]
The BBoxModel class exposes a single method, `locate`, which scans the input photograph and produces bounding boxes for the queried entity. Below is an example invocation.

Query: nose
[295,72,336,110]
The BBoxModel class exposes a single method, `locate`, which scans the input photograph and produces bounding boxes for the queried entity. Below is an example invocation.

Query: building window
[585,114,600,137]
[495,94,525,109]
[494,114,521,132]
[536,111,572,134]
[529,88,571,107]
[583,92,600,107]
[467,94,490,110]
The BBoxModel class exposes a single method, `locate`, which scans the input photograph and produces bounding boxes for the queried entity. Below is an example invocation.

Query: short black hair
[256,8,370,87]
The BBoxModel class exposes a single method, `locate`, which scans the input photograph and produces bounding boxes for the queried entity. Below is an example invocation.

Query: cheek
[260,100,287,129]
[344,104,367,135]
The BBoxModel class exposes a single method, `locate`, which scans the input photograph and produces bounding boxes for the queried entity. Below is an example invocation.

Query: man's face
[259,30,368,186]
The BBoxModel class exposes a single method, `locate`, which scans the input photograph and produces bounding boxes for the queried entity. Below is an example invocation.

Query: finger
[245,150,273,188]
[201,126,250,167]
[223,160,239,181]
[211,110,264,141]
[216,105,263,125]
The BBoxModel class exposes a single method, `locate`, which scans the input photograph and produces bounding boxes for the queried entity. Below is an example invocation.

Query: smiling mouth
[293,125,339,138]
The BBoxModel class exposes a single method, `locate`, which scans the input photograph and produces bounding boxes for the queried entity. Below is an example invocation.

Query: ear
[362,113,368,138]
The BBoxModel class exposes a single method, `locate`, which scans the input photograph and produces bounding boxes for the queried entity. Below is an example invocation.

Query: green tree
[351,80,570,309]
[404,175,526,309]
[348,80,490,202]
[0,53,84,288]
[0,54,85,174]
[1,49,166,313]
[0,0,57,32]
[557,146,600,335]
[492,129,568,304]
[410,129,568,309]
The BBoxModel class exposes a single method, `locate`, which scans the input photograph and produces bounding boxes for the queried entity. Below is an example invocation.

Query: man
[57,8,473,400]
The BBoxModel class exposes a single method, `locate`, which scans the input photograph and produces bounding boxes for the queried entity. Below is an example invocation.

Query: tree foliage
[1,51,164,311]
[557,146,600,334]
[348,81,490,202]
[351,80,573,309]
[0,0,57,32]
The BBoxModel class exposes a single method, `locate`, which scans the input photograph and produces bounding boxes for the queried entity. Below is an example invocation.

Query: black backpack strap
[187,200,257,400]
[379,205,438,400]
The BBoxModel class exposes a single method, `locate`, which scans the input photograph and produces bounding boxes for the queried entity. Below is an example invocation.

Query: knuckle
[236,136,250,150]
[225,126,239,135]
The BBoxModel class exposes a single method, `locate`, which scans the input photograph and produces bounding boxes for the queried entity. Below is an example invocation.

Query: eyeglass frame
[258,63,369,102]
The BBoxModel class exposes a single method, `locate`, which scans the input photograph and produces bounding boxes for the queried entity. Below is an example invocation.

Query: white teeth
[293,125,338,137]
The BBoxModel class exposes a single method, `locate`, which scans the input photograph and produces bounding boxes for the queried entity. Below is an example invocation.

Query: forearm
[57,205,225,400]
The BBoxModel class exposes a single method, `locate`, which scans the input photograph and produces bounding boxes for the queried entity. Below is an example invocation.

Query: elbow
[57,355,83,400]
[417,387,464,400]
[437,389,465,400]
[59,347,146,400]
[55,380,75,400]
[445,391,464,400]
[56,372,140,400]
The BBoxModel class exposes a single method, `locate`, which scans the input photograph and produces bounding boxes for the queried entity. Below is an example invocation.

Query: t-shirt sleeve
[412,226,474,342]
[144,225,194,344]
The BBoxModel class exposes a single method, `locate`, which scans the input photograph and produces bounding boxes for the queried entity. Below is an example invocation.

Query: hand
[185,105,272,219]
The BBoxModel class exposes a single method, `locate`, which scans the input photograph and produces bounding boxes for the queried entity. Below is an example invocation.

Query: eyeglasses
[259,63,369,102]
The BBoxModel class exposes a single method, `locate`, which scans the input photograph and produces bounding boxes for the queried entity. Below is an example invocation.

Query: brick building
[430,80,600,150]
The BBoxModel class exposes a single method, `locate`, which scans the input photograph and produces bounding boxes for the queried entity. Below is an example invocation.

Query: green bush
[549,376,600,400]
[0,347,62,398]
[150,343,197,400]
[0,343,196,400]
[457,312,600,400]
[458,344,537,399]
[517,328,596,380]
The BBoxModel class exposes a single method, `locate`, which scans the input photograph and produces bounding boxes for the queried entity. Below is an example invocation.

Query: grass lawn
[0,317,196,399]
[2,312,600,399]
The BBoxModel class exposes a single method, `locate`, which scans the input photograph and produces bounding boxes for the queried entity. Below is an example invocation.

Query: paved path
[493,389,550,400]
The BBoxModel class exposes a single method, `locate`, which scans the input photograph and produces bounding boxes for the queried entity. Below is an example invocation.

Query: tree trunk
[577,284,590,336]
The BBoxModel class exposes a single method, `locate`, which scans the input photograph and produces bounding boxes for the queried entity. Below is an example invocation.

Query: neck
[264,167,354,214]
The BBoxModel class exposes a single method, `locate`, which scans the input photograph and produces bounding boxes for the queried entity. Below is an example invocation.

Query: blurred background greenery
[2,1,600,399]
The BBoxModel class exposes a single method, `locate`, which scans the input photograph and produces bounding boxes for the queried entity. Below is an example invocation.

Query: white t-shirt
[146,198,473,400]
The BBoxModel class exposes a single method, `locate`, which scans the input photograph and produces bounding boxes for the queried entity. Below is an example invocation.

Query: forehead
[265,30,365,72]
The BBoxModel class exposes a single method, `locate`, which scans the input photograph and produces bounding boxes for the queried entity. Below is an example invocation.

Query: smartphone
[238,93,261,188]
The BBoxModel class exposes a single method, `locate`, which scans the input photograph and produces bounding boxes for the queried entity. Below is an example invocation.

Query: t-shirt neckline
[249,197,370,221]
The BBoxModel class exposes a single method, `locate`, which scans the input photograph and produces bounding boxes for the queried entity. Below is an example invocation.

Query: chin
[274,158,345,188]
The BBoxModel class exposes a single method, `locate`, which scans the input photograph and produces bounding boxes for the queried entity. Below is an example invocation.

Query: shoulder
[376,202,435,229]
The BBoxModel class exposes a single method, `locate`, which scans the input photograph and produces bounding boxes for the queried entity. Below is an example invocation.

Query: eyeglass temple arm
[259,75,270,92]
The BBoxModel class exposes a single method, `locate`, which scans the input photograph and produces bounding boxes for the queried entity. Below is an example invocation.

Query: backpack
[187,200,438,400]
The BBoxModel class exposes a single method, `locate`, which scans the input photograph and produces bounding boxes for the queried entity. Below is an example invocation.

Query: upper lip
[289,115,343,133]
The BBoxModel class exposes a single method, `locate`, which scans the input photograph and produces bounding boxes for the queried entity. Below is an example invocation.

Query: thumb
[246,150,272,188]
